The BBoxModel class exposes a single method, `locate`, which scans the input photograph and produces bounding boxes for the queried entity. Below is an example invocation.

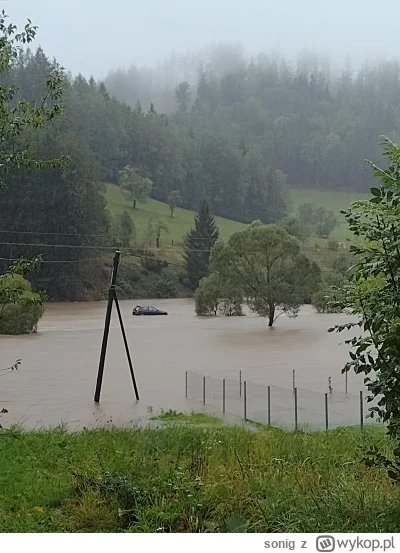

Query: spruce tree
[184,199,219,290]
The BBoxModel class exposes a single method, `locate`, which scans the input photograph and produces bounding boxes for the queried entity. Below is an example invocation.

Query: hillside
[105,183,246,245]
[289,187,365,241]
[106,183,362,244]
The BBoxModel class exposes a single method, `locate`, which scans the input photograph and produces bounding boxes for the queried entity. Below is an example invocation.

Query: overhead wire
[0,241,212,252]
[0,256,104,264]
[0,229,220,240]
[0,252,187,269]
[0,234,215,271]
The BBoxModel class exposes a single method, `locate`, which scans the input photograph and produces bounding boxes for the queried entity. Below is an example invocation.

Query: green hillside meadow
[105,183,245,244]
[106,183,364,243]
[289,188,365,240]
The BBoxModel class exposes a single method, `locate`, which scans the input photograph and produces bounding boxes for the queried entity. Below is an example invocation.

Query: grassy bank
[1,424,399,532]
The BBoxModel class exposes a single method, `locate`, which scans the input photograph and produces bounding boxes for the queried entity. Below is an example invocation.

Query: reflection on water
[0,299,361,429]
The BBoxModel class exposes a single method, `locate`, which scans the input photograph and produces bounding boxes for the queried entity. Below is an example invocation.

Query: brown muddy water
[0,299,364,429]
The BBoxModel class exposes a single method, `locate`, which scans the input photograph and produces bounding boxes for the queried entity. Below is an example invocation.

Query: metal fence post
[222,378,226,414]
[203,376,206,406]
[360,390,364,432]
[293,369,296,393]
[185,371,188,399]
[244,381,247,422]
[325,393,329,431]
[239,370,242,398]
[267,385,271,426]
[294,387,298,431]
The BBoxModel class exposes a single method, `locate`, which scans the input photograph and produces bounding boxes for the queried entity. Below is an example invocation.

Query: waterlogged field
[0,299,367,430]
[1,299,394,534]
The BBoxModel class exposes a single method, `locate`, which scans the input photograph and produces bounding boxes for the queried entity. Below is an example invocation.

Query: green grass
[289,188,366,240]
[1,425,399,532]
[105,183,245,244]
[106,183,366,245]
[150,410,221,425]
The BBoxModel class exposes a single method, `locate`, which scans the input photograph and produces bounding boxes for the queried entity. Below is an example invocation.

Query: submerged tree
[312,270,345,313]
[0,265,44,334]
[209,222,320,327]
[184,199,219,290]
[195,272,243,317]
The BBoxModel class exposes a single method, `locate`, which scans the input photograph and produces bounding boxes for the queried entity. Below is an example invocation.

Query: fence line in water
[185,370,381,431]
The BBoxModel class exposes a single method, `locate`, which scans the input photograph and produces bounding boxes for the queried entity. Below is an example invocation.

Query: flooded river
[0,299,364,429]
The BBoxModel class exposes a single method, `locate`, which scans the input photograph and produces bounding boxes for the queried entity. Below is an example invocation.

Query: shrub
[195,274,243,317]
[154,267,181,298]
[195,274,220,316]
[332,253,353,276]
[312,271,344,313]
[116,259,182,299]
[279,216,309,242]
[0,274,44,334]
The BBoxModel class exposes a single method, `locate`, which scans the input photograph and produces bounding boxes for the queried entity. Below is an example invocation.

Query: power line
[0,229,129,238]
[0,252,186,269]
[0,229,221,240]
[0,256,104,264]
[0,241,116,250]
[0,241,212,252]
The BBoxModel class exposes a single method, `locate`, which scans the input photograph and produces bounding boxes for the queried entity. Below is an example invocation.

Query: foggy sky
[7,0,400,78]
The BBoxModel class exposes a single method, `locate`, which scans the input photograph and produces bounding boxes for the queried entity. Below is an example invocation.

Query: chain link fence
[185,370,381,431]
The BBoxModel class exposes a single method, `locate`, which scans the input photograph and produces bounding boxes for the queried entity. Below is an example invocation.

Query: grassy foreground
[1,424,399,533]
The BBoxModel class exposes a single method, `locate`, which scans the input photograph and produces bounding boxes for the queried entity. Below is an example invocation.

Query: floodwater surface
[0,299,362,429]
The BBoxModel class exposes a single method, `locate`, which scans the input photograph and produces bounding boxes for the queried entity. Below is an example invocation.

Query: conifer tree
[184,199,219,290]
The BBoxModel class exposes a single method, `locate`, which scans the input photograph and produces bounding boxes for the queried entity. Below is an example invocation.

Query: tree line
[107,45,400,193]
[0,45,290,300]
[2,40,395,301]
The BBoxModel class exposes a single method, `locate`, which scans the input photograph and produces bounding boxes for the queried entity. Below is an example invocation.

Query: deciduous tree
[119,165,153,209]
[209,222,320,327]
[168,189,182,218]
[154,220,169,248]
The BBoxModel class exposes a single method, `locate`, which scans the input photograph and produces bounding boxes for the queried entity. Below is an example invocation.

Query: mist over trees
[2,40,400,300]
[105,44,400,193]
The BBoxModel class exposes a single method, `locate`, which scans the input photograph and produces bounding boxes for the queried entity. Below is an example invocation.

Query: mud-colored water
[0,299,361,429]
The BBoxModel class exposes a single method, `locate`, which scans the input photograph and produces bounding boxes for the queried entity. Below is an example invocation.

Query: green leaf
[370,187,381,197]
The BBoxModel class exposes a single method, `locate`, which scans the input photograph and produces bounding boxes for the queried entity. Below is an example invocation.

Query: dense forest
[106,45,400,193]
[1,43,400,300]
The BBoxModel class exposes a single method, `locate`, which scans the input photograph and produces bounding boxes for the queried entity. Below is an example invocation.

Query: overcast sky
[6,0,400,78]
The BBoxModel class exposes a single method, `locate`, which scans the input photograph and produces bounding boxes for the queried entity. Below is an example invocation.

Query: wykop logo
[316,536,335,552]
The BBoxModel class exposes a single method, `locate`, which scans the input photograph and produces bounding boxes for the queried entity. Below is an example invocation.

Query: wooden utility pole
[94,250,139,403]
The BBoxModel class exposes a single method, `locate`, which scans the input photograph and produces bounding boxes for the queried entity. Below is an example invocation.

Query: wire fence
[185,370,382,431]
